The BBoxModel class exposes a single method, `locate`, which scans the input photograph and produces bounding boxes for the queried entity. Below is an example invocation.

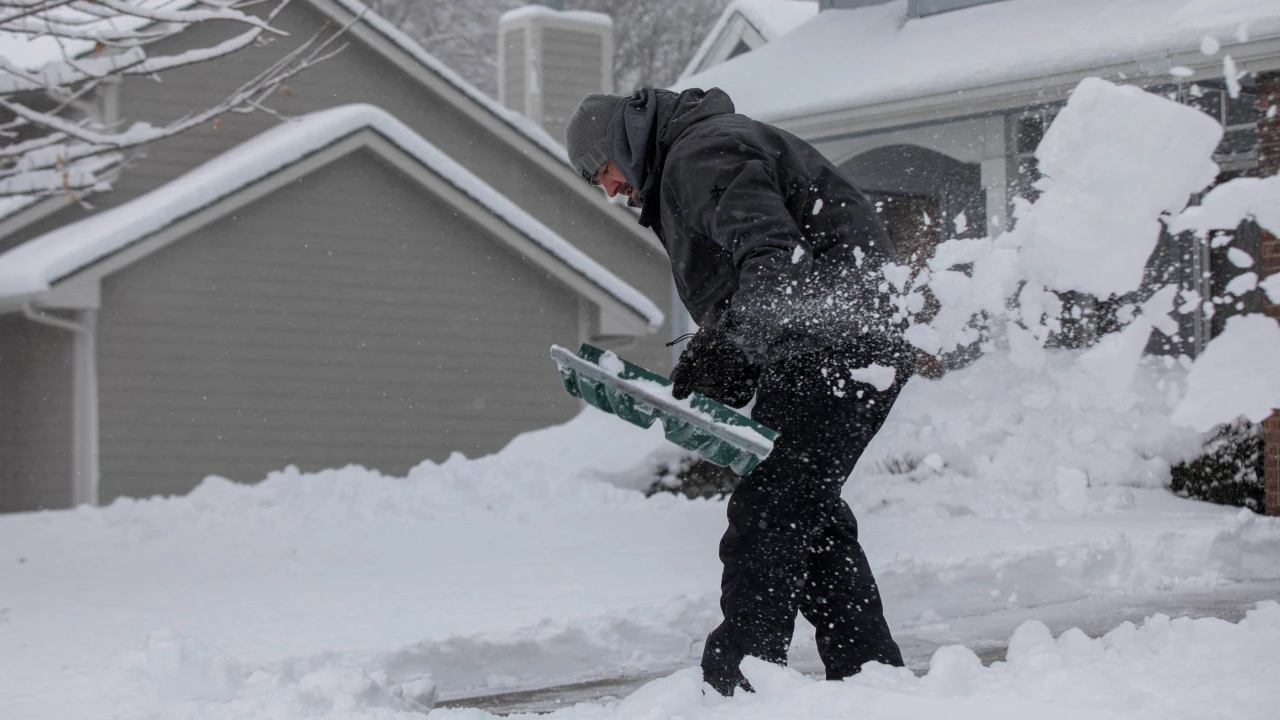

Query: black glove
[669,328,759,408]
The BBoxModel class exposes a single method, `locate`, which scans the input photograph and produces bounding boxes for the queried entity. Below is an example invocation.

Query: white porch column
[980,114,1009,237]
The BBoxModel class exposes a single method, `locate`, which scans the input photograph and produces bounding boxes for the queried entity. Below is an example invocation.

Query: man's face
[592,160,641,204]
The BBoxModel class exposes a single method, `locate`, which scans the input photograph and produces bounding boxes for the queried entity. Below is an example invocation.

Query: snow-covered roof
[0,104,664,328]
[677,0,1280,124]
[499,5,613,29]
[679,0,818,81]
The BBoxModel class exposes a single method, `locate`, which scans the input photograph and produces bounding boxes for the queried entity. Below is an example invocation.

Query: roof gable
[0,0,663,254]
[0,104,663,330]
[679,0,818,80]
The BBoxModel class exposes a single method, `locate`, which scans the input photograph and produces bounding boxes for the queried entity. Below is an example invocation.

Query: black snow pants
[700,337,913,695]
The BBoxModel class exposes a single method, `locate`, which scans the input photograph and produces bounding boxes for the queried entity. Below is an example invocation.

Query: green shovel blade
[551,344,778,475]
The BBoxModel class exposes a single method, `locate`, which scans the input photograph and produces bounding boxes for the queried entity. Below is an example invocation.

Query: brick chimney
[497,4,613,144]
[1259,70,1280,516]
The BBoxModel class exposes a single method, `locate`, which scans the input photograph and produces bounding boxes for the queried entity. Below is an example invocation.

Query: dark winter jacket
[631,87,903,365]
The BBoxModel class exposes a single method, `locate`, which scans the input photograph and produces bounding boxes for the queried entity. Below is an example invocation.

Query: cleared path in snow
[438,580,1280,715]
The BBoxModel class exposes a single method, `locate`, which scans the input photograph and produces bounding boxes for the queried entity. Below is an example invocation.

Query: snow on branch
[0,0,353,200]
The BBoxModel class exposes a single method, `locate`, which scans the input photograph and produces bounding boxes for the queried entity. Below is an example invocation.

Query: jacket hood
[638,88,736,230]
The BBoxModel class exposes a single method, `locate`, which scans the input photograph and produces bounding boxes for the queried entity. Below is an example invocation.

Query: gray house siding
[0,315,73,512]
[94,149,582,501]
[89,1,671,372]
[540,27,606,142]
[503,30,527,115]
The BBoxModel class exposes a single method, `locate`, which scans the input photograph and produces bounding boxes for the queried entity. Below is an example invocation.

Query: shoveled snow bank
[848,350,1202,519]
[433,604,1280,720]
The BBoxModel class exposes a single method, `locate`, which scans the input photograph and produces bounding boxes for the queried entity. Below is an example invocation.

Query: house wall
[94,149,582,501]
[502,29,527,115]
[0,315,73,512]
[540,26,608,142]
[0,0,672,372]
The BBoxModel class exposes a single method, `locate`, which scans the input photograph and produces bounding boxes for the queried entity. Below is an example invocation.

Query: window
[1010,103,1063,204]
[725,39,753,62]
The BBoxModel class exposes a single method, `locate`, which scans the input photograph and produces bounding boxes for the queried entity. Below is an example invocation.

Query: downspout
[21,303,99,507]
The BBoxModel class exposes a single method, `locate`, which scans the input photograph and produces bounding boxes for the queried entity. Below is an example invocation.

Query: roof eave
[770,35,1280,141]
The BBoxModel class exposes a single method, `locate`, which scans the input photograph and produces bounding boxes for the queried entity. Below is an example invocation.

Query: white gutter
[21,304,99,507]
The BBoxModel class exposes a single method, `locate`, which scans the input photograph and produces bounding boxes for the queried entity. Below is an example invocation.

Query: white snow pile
[85,600,1280,720]
[3,412,1278,720]
[431,604,1280,720]
[897,77,1280,440]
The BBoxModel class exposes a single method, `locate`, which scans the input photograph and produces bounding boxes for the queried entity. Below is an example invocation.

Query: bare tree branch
[0,0,346,200]
[0,0,79,26]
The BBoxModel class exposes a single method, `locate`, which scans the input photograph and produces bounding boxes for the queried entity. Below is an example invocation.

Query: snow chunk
[1227,247,1254,268]
[1172,313,1280,431]
[1225,272,1257,296]
[1170,174,1280,237]
[1015,78,1222,297]
[1262,273,1280,303]
[597,350,626,375]
[139,629,244,702]
[848,363,896,392]
[1224,54,1242,97]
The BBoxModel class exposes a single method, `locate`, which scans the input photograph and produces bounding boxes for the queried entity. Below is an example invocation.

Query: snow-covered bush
[1170,419,1266,513]
[646,457,740,499]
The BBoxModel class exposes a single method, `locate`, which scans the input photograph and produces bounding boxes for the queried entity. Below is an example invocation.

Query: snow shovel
[550,343,778,475]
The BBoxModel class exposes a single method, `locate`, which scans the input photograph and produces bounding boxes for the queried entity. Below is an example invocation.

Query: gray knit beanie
[566,93,625,183]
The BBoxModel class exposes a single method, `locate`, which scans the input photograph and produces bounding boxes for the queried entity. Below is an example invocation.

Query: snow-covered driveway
[2,417,1278,720]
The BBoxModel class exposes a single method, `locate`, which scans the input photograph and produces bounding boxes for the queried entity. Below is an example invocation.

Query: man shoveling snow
[565,86,915,695]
